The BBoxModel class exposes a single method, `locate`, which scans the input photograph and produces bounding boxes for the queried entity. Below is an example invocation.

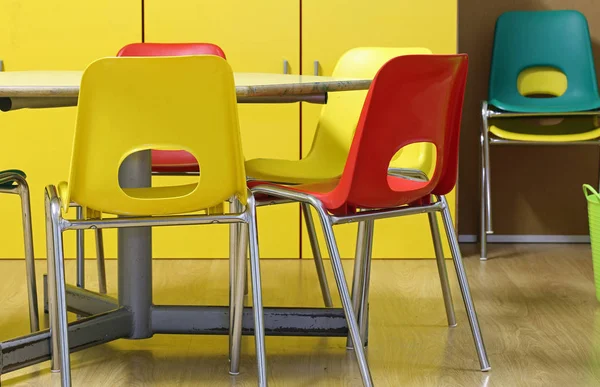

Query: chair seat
[0,169,26,188]
[250,175,430,215]
[152,150,199,173]
[246,157,343,185]
[489,124,600,142]
[489,98,600,114]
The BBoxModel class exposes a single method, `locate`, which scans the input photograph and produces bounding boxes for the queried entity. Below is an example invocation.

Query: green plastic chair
[480,10,600,261]
[489,10,600,113]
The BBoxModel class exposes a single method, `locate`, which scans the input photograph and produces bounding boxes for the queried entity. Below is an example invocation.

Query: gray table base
[0,280,350,375]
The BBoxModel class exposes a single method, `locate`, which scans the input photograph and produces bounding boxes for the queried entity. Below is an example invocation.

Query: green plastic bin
[583,184,600,302]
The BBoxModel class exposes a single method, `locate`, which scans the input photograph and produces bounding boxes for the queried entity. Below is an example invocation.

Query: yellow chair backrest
[62,55,246,216]
[304,47,434,177]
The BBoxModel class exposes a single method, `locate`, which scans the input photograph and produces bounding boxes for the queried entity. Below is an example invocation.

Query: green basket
[583,184,600,302]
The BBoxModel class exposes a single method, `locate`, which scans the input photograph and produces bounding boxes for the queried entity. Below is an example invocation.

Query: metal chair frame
[46,185,267,387]
[230,174,490,386]
[0,171,39,332]
[479,101,600,259]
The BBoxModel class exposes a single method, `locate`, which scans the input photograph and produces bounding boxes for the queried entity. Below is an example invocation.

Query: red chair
[117,43,227,174]
[242,54,489,385]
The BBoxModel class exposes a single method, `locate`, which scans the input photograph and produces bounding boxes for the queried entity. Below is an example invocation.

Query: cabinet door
[0,0,141,259]
[301,0,457,259]
[145,0,301,258]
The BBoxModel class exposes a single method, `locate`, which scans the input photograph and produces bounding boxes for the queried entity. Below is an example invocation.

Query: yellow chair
[246,47,434,307]
[45,56,266,386]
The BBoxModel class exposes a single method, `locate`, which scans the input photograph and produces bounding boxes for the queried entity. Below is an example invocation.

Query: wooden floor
[1,244,600,386]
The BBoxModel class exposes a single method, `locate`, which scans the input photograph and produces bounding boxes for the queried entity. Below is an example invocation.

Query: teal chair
[0,169,38,331]
[480,10,600,259]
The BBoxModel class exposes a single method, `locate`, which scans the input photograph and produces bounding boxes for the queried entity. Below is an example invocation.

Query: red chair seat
[151,150,200,173]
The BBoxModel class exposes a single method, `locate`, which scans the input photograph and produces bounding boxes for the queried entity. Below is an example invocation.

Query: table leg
[117,150,153,339]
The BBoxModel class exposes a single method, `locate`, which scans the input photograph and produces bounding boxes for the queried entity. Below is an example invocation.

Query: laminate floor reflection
[1,244,599,386]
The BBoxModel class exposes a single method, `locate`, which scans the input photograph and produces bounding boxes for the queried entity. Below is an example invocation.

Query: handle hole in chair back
[389,141,437,179]
[517,66,568,98]
[118,149,200,197]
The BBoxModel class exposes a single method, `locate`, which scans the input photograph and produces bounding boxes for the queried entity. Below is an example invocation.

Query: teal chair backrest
[489,10,600,113]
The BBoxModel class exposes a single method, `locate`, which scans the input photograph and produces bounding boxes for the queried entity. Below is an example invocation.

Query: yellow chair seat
[489,124,600,142]
[246,157,341,184]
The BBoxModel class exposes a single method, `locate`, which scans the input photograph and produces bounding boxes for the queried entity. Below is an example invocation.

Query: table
[0,71,371,110]
[0,71,371,374]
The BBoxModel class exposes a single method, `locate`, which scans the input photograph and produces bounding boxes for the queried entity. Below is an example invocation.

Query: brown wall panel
[458,0,600,236]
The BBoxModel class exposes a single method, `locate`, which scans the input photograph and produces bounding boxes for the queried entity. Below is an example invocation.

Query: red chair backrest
[331,54,468,211]
[117,42,226,58]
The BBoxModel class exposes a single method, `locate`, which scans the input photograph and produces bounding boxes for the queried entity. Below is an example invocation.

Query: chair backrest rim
[325,54,468,214]
[66,55,247,216]
[488,10,600,110]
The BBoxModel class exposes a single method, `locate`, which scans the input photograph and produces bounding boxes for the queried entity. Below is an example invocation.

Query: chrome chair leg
[95,229,107,294]
[242,221,248,296]
[76,206,85,289]
[358,220,374,345]
[346,221,367,349]
[18,179,39,332]
[46,188,72,386]
[479,132,488,261]
[228,198,240,362]
[481,102,493,240]
[315,204,373,387]
[428,211,456,327]
[302,202,333,307]
[229,221,248,376]
[439,195,490,372]
[45,193,60,373]
[246,195,267,386]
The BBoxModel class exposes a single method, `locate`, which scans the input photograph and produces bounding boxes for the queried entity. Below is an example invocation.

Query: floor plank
[1,244,599,386]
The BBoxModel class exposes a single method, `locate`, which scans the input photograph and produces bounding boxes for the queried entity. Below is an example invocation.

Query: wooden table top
[0,71,371,98]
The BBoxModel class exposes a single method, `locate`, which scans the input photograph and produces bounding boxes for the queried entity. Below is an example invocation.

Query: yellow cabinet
[300,0,458,259]
[144,0,301,258]
[0,0,141,259]
[0,1,459,260]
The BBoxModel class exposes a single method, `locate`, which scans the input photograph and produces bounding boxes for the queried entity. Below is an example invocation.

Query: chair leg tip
[449,323,458,328]
[51,368,61,373]
[481,366,491,372]
[229,371,240,376]
[480,257,488,261]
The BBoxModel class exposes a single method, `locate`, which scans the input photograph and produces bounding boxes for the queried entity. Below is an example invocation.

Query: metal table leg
[118,150,153,339]
[0,308,131,374]
[43,277,118,316]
